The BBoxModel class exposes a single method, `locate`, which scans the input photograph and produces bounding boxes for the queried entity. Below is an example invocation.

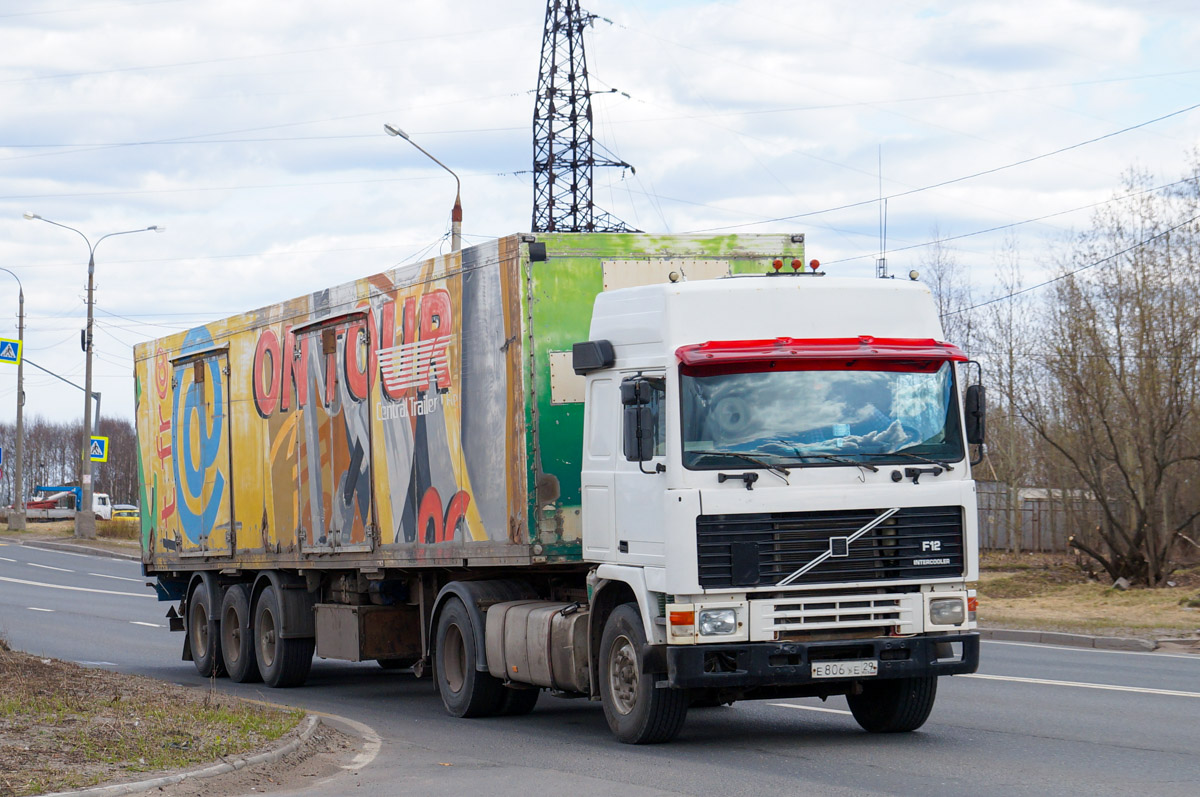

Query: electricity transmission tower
[532,0,636,233]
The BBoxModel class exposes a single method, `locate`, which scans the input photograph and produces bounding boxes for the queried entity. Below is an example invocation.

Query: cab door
[294,317,375,553]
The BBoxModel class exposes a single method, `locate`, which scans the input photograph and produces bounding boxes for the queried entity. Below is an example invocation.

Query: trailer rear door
[294,317,375,553]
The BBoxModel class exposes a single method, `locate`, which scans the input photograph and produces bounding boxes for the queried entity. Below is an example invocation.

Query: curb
[41,714,321,797]
[980,627,1161,652]
[13,537,139,561]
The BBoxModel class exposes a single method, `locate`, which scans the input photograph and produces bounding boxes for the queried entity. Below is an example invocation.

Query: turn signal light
[669,610,695,626]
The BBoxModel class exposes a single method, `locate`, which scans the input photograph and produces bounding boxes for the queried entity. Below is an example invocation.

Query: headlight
[698,608,737,636]
[929,597,965,625]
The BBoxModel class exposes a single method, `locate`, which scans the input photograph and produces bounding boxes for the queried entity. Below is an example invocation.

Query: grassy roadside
[975,552,1200,640]
[0,636,304,796]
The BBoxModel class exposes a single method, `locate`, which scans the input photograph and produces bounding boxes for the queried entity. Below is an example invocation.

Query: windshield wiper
[860,451,954,470]
[782,452,879,471]
[689,450,791,481]
[764,439,879,472]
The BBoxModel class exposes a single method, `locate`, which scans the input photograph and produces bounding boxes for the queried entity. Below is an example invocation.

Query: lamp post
[0,267,25,530]
[23,213,163,539]
[383,124,462,250]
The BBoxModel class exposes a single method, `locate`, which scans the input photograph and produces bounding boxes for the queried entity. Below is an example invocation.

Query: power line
[684,100,1200,234]
[944,212,1200,317]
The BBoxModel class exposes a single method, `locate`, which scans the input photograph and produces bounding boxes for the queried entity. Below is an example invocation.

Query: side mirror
[965,384,986,445]
[623,405,655,462]
[620,376,658,464]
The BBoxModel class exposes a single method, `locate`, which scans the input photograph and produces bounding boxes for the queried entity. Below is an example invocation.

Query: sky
[1,0,1198,429]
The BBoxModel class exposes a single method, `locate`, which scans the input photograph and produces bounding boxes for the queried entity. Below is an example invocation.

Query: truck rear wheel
[187,580,225,678]
[434,597,503,717]
[220,584,261,683]
[253,585,314,688]
[599,603,688,744]
[847,675,938,733]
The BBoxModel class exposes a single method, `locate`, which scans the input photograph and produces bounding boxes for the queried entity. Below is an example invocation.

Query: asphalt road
[2,540,1198,797]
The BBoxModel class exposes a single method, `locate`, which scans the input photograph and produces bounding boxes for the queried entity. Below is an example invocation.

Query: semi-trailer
[135,232,982,743]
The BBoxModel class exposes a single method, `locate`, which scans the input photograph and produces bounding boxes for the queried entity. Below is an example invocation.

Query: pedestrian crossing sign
[90,436,109,462]
[0,337,20,365]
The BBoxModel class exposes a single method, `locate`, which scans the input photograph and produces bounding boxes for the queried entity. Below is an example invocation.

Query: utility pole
[532,0,636,233]
[1,267,25,530]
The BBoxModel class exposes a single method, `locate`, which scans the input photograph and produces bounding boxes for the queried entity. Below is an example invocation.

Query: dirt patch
[0,643,328,797]
[976,552,1200,639]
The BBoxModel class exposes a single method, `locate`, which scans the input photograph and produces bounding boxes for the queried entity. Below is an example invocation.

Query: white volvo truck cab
[576,270,981,741]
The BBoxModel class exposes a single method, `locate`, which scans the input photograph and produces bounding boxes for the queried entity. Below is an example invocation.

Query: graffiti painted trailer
[136,232,983,744]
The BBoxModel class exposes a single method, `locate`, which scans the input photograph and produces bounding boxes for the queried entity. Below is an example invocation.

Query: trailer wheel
[847,676,938,733]
[599,603,688,744]
[497,686,540,716]
[253,585,314,688]
[434,598,503,717]
[220,584,261,683]
[187,580,225,678]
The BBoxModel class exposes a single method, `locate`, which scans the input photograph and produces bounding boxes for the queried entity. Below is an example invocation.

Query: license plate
[811,659,879,679]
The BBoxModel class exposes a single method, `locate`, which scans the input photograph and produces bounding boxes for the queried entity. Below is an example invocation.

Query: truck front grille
[765,594,911,634]
[696,506,964,588]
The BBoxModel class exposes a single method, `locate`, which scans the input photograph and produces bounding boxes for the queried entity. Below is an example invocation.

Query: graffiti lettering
[252,328,281,417]
[250,289,455,418]
[375,392,458,422]
[415,486,472,544]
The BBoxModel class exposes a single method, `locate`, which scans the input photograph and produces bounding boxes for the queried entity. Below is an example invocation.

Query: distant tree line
[926,155,1200,586]
[0,416,139,507]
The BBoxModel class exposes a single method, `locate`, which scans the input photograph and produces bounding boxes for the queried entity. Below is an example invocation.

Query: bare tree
[1018,167,1200,585]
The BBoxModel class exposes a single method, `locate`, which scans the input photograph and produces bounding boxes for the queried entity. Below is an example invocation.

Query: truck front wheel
[253,585,314,688]
[187,580,225,678]
[847,675,938,733]
[434,598,503,717]
[599,603,688,744]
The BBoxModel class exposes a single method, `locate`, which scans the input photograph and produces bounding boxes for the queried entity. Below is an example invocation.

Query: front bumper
[665,632,979,689]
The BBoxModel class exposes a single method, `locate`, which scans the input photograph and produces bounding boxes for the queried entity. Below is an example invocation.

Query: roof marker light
[772,259,783,272]
[809,259,820,272]
[791,259,802,271]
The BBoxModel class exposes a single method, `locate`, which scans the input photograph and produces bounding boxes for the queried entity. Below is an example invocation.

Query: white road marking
[961,673,1200,698]
[0,555,15,562]
[29,562,73,573]
[0,575,154,598]
[89,572,142,583]
[984,639,1200,661]
[28,607,54,612]
[130,621,161,628]
[77,661,118,667]
[25,548,93,559]
[769,702,852,716]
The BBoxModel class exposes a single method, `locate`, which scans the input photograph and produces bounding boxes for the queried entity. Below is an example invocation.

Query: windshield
[681,361,964,470]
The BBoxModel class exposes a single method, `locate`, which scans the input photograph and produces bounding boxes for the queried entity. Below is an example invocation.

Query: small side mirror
[620,377,652,406]
[965,384,986,445]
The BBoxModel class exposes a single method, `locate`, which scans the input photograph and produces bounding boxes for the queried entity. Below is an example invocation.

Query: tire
[435,598,504,718]
[599,603,688,744]
[847,676,938,733]
[253,584,314,688]
[497,686,540,716]
[220,584,261,683]
[187,580,225,678]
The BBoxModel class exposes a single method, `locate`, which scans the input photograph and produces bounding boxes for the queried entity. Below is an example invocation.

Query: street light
[23,213,163,539]
[383,124,462,250]
[0,267,25,530]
